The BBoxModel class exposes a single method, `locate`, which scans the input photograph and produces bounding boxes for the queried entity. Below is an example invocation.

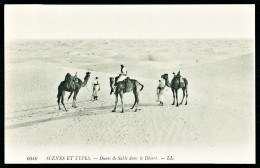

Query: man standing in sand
[157,79,165,106]
[92,77,100,101]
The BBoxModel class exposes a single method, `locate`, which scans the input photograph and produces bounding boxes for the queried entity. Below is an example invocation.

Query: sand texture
[5,39,255,163]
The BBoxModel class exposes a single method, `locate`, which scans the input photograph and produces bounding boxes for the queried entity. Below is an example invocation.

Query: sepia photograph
[4,5,255,163]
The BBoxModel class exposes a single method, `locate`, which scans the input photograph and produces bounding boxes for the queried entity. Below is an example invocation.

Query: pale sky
[5,5,255,40]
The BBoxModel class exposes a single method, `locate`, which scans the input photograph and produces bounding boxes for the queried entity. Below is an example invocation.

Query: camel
[109,76,144,113]
[161,73,188,106]
[57,72,91,111]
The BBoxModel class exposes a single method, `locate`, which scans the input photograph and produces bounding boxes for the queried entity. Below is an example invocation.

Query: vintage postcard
[4,5,255,164]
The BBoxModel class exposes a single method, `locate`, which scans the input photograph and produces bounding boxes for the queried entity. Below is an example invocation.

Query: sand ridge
[5,39,255,163]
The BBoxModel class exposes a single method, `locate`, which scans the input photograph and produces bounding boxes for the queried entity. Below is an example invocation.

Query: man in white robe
[117,64,128,82]
[157,79,165,106]
[92,77,100,100]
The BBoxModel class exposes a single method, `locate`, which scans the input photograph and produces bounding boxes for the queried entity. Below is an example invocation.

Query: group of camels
[57,71,188,113]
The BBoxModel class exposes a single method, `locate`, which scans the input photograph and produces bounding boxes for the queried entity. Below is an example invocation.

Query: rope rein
[85,82,93,92]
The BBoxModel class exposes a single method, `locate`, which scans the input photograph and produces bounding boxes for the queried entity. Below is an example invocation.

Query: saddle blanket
[180,77,185,87]
[180,77,184,83]
[180,82,185,88]
[117,75,127,82]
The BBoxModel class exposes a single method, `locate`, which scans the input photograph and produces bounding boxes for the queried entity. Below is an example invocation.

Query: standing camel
[109,77,144,113]
[161,73,188,106]
[57,72,91,111]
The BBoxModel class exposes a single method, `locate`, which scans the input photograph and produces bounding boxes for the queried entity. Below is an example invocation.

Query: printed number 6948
[27,156,38,161]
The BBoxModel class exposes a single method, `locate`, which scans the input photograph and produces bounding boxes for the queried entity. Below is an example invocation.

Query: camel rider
[117,64,128,83]
[121,64,127,76]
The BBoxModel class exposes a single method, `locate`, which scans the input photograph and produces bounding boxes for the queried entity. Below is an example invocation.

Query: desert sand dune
[5,39,254,163]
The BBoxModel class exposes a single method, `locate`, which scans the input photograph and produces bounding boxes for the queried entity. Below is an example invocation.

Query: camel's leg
[61,91,68,111]
[73,90,79,102]
[57,93,61,110]
[157,89,160,102]
[112,93,118,112]
[180,88,185,105]
[120,92,124,113]
[131,99,137,109]
[185,87,188,105]
[172,89,175,105]
[131,90,137,109]
[68,91,73,101]
[175,89,179,107]
[158,89,162,105]
[134,91,139,112]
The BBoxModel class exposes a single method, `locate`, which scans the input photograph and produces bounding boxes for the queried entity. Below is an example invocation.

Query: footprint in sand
[73,117,82,122]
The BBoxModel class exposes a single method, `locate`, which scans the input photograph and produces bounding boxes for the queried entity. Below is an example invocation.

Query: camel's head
[109,77,115,95]
[110,77,115,83]
[161,73,168,80]
[84,72,91,81]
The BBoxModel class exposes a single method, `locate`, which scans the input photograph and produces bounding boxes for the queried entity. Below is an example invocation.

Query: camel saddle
[116,77,129,85]
[180,82,185,88]
[173,76,185,88]
[115,77,130,93]
[179,77,185,87]
[65,75,78,91]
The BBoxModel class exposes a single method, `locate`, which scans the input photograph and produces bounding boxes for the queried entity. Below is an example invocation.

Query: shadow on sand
[12,100,93,113]
[6,103,158,129]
